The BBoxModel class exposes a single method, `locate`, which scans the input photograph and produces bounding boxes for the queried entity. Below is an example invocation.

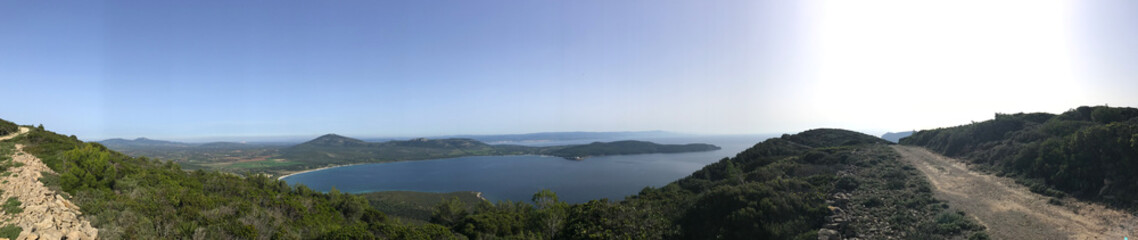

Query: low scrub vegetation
[903,106,1138,211]
[0,118,17,136]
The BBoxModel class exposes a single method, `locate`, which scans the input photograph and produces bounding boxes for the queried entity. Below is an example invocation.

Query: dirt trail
[0,127,99,239]
[0,127,29,141]
[892,145,1137,240]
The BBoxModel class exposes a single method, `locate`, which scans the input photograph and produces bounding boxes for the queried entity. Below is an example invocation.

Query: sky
[1,0,1136,142]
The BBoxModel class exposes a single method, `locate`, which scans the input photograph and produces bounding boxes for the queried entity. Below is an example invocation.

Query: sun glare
[804,0,1087,129]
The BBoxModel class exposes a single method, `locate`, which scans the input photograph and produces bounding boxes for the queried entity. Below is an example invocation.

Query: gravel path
[893,145,1137,240]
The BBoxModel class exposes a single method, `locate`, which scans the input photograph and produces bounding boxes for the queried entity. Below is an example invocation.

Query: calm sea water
[281,135,773,203]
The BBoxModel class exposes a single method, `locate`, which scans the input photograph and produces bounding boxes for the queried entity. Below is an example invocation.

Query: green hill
[0,119,16,136]
[279,134,538,167]
[547,140,720,159]
[424,129,985,239]
[901,105,1138,211]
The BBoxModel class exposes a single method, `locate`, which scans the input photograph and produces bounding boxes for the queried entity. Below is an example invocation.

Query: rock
[38,231,61,240]
[17,233,35,240]
[818,228,841,240]
[824,223,841,229]
[65,231,88,240]
[34,215,54,232]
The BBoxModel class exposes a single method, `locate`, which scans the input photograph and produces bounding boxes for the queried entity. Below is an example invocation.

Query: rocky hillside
[0,143,98,240]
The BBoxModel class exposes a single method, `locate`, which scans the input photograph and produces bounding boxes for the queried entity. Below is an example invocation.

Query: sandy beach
[276,163,365,180]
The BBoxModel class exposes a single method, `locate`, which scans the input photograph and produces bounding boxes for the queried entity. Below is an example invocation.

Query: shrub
[835,176,859,191]
[0,224,20,239]
[2,197,21,214]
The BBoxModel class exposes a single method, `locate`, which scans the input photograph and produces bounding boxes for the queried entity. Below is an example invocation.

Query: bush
[835,176,859,191]
[933,211,981,234]
[0,224,20,239]
[3,197,21,214]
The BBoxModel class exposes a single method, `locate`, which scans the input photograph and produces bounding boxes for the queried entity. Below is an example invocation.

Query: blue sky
[1,0,1136,141]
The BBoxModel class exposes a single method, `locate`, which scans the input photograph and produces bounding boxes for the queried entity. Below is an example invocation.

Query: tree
[61,143,116,191]
[531,189,567,239]
[430,197,468,228]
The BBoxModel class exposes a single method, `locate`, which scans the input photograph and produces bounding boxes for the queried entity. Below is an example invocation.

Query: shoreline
[275,154,563,181]
[276,163,367,180]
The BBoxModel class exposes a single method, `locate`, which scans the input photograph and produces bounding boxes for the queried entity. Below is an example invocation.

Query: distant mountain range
[98,131,722,171]
[100,137,199,148]
[420,131,682,144]
[102,131,686,147]
[282,134,720,164]
[880,131,914,143]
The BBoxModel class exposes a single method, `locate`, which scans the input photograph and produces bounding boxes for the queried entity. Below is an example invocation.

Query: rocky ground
[0,128,98,240]
[894,145,1138,240]
[818,144,985,240]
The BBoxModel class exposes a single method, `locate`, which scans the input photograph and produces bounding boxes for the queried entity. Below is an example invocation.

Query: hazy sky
[1,0,1135,141]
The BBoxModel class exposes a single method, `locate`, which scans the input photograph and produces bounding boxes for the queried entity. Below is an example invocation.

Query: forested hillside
[902,106,1138,211]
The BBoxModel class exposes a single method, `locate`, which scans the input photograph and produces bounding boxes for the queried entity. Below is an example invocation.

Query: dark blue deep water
[281,135,771,203]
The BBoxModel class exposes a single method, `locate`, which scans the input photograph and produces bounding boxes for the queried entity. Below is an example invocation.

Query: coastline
[275,154,562,181]
[276,163,367,180]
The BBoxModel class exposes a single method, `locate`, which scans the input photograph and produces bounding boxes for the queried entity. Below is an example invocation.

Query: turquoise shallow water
[281,135,769,203]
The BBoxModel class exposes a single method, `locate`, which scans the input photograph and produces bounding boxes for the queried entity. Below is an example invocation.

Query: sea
[281,134,775,204]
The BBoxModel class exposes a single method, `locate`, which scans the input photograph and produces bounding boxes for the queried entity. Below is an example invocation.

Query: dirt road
[892,145,1137,240]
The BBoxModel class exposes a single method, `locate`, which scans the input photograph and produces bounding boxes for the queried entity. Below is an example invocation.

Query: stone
[16,233,35,240]
[65,231,88,240]
[38,231,62,240]
[34,215,54,232]
[818,228,841,240]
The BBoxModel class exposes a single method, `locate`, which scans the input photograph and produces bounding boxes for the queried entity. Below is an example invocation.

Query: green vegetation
[224,159,305,169]
[0,224,21,239]
[546,140,720,159]
[2,197,21,214]
[425,129,984,239]
[11,126,463,239]
[0,141,17,172]
[0,118,17,136]
[6,118,983,239]
[358,191,485,224]
[902,106,1138,211]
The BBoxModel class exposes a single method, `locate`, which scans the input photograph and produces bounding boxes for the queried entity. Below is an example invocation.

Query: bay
[282,134,773,203]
